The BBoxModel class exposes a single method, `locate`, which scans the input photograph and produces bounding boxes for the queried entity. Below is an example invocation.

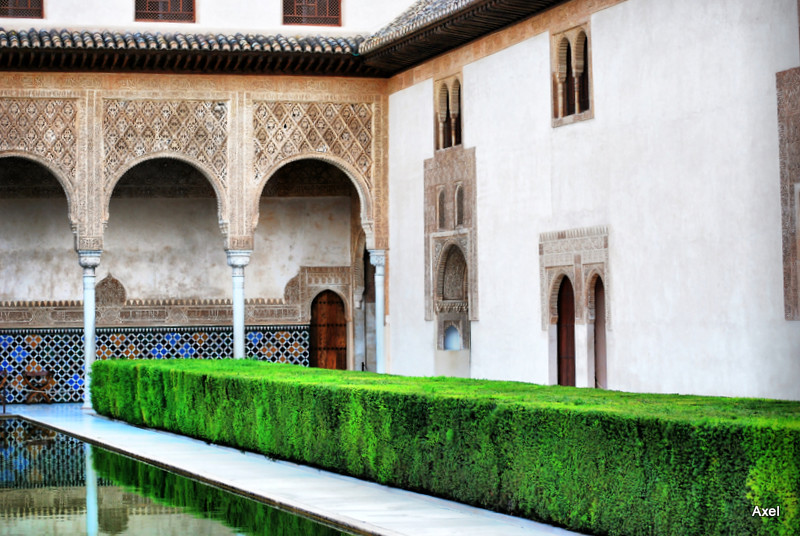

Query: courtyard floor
[6,403,586,536]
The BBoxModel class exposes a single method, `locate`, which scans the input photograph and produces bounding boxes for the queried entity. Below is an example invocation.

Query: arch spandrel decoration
[251,100,382,247]
[100,98,231,244]
[0,97,81,228]
[539,226,610,330]
[101,98,229,193]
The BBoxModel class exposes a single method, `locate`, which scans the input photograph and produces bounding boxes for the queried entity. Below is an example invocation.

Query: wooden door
[310,290,347,370]
[594,278,607,388]
[557,278,575,386]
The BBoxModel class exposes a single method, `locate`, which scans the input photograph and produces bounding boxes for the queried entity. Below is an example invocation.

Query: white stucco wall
[388,0,800,399]
[249,197,352,300]
[388,79,436,376]
[0,0,399,35]
[0,198,79,301]
[97,196,351,301]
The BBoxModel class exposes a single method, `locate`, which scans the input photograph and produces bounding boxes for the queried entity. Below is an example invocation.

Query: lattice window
[0,0,43,18]
[135,0,195,22]
[283,0,341,26]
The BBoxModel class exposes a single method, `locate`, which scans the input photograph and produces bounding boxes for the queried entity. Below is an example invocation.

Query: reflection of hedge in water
[91,447,346,536]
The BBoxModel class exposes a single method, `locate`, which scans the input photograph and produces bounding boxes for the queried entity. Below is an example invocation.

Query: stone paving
[5,404,587,536]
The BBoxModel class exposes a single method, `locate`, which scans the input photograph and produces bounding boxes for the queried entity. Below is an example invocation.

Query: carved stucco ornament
[96,273,126,307]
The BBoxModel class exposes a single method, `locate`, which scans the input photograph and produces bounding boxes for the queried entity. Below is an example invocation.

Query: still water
[0,418,352,535]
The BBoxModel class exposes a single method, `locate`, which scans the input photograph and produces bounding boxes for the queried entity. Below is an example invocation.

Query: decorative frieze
[539,225,609,330]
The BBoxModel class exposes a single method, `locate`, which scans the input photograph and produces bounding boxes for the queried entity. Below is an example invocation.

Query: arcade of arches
[0,74,389,406]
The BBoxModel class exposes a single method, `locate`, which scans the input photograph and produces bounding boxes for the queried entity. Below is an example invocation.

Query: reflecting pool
[0,418,351,535]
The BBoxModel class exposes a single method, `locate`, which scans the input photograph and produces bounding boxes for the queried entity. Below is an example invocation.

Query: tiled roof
[0,28,363,54]
[360,0,475,54]
[0,27,383,76]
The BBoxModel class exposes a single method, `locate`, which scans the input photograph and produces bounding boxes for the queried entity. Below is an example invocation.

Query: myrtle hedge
[91,359,800,536]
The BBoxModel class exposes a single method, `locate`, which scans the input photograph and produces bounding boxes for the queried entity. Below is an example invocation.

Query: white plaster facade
[387,0,800,400]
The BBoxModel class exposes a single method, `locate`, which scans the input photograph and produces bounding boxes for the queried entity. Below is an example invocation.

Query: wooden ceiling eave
[362,0,566,73]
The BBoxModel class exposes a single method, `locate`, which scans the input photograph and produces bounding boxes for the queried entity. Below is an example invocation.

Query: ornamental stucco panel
[539,226,609,330]
[0,95,81,227]
[424,146,478,323]
[250,97,385,249]
[778,67,800,320]
[101,97,231,240]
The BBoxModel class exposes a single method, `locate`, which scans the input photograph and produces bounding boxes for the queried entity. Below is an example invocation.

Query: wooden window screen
[283,0,341,26]
[135,0,195,22]
[0,0,43,18]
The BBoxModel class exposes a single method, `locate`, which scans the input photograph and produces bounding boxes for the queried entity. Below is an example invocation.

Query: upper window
[135,0,195,22]
[0,0,43,18]
[434,75,462,150]
[551,25,592,126]
[283,0,341,26]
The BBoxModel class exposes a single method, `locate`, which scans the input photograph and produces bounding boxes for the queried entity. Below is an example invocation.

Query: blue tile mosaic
[0,325,309,404]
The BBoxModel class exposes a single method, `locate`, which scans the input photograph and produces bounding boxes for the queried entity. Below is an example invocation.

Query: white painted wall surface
[0,0,400,35]
[249,197,352,300]
[389,0,800,399]
[0,198,79,301]
[97,196,350,301]
[102,198,228,300]
[388,79,435,376]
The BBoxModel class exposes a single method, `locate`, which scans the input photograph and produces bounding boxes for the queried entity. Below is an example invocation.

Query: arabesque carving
[253,101,373,186]
[778,67,800,320]
[539,226,610,330]
[0,98,77,182]
[103,99,229,187]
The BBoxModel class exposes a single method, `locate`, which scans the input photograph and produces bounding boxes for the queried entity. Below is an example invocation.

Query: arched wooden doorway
[309,290,347,370]
[594,277,607,388]
[557,277,575,386]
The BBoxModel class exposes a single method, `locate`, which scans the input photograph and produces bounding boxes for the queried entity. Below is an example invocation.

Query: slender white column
[79,251,101,410]
[84,443,99,536]
[227,250,252,359]
[369,250,386,374]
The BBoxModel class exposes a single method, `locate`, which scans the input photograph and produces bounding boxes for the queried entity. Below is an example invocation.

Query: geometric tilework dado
[1,325,309,404]
[253,101,373,186]
[0,98,77,182]
[103,99,228,187]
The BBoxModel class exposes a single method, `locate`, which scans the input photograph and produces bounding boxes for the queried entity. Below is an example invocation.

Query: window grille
[0,0,43,18]
[135,0,195,22]
[283,0,341,26]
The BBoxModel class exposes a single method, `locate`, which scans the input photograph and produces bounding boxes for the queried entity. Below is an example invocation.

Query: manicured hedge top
[93,359,800,427]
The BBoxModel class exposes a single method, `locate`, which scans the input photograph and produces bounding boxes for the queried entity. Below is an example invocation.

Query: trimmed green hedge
[91,359,800,536]
[92,446,346,535]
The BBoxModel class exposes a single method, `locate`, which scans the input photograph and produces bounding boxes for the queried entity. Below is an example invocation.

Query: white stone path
[7,404,586,536]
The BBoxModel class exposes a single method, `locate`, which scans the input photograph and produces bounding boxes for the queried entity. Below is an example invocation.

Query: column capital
[368,249,386,268]
[78,250,101,269]
[226,250,252,268]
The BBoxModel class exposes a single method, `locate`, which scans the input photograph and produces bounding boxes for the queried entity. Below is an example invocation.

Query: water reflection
[0,419,349,535]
